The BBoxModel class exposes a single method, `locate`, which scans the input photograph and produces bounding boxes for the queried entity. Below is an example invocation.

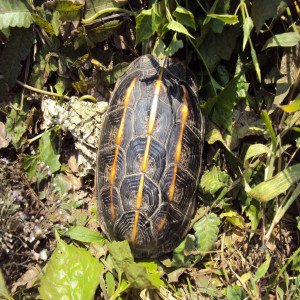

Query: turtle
[96,54,204,257]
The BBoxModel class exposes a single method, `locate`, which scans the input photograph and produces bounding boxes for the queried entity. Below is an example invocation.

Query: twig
[16,80,70,100]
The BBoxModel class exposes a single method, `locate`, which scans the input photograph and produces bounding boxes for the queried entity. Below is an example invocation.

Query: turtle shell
[96,55,204,257]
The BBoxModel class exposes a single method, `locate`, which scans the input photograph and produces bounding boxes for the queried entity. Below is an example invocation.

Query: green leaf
[31,14,55,35]
[220,208,245,229]
[248,163,300,202]
[60,226,105,244]
[167,20,193,38]
[21,154,39,179]
[261,110,277,149]
[39,131,61,174]
[152,38,166,58]
[198,26,239,73]
[107,241,162,290]
[106,240,134,277]
[105,272,115,297]
[0,0,33,29]
[253,259,271,282]
[173,6,196,30]
[5,107,27,149]
[280,96,300,112]
[251,0,288,33]
[291,252,300,271]
[200,166,230,194]
[208,75,241,133]
[171,234,198,268]
[242,16,253,50]
[51,11,62,36]
[262,32,300,50]
[249,38,261,82]
[124,262,162,289]
[165,33,184,57]
[45,0,83,21]
[245,199,262,236]
[135,8,157,45]
[226,285,246,299]
[207,14,239,25]
[244,144,273,164]
[0,28,34,88]
[103,62,129,85]
[0,269,13,300]
[39,234,103,300]
[193,213,220,253]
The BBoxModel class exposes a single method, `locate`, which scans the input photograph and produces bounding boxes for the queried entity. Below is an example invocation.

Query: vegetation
[0,0,299,299]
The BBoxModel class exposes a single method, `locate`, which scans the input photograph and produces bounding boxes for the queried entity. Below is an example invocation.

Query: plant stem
[17,80,70,100]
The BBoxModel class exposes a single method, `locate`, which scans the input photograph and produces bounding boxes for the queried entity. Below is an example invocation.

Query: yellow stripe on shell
[158,85,189,232]
[109,77,137,221]
[131,69,164,244]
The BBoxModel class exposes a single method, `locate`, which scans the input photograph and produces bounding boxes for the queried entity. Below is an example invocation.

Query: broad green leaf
[193,213,220,253]
[262,32,299,50]
[165,33,184,57]
[280,96,300,112]
[0,28,34,88]
[167,20,193,38]
[103,62,129,85]
[51,11,62,36]
[135,8,153,45]
[226,285,246,299]
[173,6,196,30]
[105,272,115,297]
[21,155,39,179]
[31,14,55,35]
[39,233,103,300]
[124,261,163,289]
[60,226,105,244]
[152,38,166,59]
[198,26,239,73]
[171,234,198,268]
[251,0,288,33]
[253,259,271,282]
[200,166,230,195]
[107,241,162,290]
[0,0,33,29]
[106,240,134,277]
[248,163,300,202]
[0,269,13,300]
[207,75,241,133]
[244,144,273,164]
[5,107,27,149]
[45,0,83,21]
[242,16,253,50]
[245,199,262,237]
[207,14,238,25]
[220,208,245,229]
[39,132,61,174]
[195,275,222,298]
